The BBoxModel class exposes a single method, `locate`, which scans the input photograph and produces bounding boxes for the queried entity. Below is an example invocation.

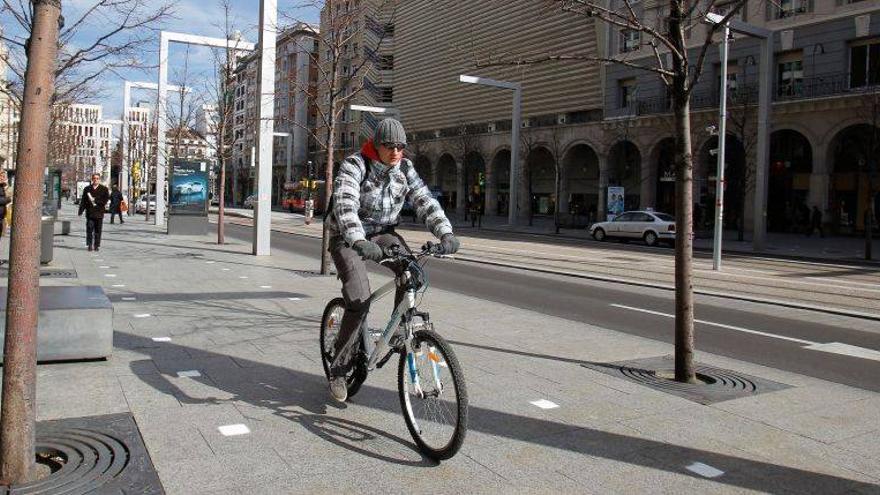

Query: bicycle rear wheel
[320,297,367,399]
[397,329,468,461]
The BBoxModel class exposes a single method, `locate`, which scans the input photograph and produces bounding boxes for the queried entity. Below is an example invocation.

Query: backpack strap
[324,152,369,221]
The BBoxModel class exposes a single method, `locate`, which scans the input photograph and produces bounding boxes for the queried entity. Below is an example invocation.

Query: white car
[135,194,156,214]
[590,210,676,247]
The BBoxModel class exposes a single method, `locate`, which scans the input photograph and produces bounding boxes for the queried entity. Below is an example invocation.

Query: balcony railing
[631,73,872,117]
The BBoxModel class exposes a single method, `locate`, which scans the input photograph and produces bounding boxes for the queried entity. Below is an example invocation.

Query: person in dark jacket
[806,205,824,238]
[0,182,9,265]
[78,173,110,251]
[108,185,124,224]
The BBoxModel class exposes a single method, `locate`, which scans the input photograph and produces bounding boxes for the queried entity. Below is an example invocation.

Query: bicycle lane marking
[609,304,880,362]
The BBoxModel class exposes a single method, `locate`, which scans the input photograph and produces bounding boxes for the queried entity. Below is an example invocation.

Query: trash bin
[41,215,54,264]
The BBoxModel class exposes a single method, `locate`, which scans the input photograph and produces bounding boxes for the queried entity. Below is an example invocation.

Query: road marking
[111,284,125,288]
[121,297,136,301]
[686,462,724,478]
[611,304,880,362]
[205,261,216,264]
[218,424,250,436]
[222,268,231,271]
[806,277,880,289]
[804,342,880,362]
[176,370,202,378]
[288,297,301,301]
[152,337,171,342]
[239,276,248,279]
[610,304,815,344]
[104,274,117,278]
[530,399,560,410]
[260,285,272,289]
[134,313,152,318]
[99,265,110,269]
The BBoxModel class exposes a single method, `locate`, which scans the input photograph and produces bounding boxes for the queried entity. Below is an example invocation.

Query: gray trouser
[329,230,411,375]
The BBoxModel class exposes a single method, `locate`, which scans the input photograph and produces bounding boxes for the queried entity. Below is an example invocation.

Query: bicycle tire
[319,297,367,399]
[397,329,468,461]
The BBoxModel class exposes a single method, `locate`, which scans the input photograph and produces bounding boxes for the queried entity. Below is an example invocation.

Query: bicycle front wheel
[398,329,468,461]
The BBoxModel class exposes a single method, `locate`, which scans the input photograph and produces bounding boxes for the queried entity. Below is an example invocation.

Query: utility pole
[1,0,62,484]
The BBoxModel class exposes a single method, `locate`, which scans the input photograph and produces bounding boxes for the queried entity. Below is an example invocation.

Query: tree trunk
[0,0,61,484]
[320,119,336,275]
[672,91,697,384]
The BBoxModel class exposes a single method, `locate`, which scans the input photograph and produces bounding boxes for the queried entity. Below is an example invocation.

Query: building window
[712,1,746,22]
[618,78,637,108]
[378,87,393,103]
[769,0,812,19]
[777,55,803,97]
[716,62,739,96]
[619,29,640,53]
[850,40,880,88]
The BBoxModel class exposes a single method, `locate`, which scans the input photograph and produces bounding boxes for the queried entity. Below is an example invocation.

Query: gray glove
[353,240,384,261]
[440,233,460,255]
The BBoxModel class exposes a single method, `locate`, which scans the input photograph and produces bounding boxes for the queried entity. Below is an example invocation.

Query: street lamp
[705,13,774,258]
[458,74,522,226]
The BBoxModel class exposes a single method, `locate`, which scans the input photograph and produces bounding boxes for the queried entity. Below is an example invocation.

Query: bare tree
[726,83,758,241]
[200,0,247,244]
[1,0,176,107]
[548,126,565,233]
[451,122,480,220]
[481,0,746,382]
[285,0,397,274]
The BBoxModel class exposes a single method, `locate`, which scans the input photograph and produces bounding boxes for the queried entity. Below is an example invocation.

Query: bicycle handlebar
[379,242,452,263]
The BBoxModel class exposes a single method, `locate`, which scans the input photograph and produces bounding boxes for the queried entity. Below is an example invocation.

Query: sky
[1,0,319,129]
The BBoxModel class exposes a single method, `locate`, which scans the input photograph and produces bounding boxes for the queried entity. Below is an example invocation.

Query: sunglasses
[381,142,406,151]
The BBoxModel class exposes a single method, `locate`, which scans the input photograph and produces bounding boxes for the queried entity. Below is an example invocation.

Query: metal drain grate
[582,355,790,405]
[292,269,336,278]
[0,268,78,278]
[1,413,163,494]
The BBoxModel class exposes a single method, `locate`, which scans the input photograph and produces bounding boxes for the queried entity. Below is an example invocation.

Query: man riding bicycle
[326,118,460,402]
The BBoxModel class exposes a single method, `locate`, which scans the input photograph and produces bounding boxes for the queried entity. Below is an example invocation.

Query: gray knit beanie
[373,118,407,145]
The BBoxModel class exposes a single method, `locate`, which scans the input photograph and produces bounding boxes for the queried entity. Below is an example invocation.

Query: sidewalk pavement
[215,206,878,265]
[26,206,880,493]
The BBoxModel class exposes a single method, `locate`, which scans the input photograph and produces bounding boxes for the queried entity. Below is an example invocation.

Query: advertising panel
[170,160,208,216]
[607,186,625,221]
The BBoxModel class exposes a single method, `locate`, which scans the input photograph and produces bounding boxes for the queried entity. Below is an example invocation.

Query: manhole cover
[0,413,163,494]
[582,355,791,405]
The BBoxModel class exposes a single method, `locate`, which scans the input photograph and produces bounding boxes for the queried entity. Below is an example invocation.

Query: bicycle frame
[361,270,416,371]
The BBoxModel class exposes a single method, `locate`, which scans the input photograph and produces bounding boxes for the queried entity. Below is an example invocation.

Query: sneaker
[328,376,348,402]
[87,246,93,252]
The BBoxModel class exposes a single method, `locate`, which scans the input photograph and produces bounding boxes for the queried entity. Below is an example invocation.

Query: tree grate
[0,413,163,494]
[0,268,78,279]
[582,355,791,405]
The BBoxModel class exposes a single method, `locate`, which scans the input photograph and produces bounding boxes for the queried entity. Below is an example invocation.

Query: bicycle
[319,242,468,461]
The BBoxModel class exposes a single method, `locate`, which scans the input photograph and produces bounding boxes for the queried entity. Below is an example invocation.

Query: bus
[281,180,326,214]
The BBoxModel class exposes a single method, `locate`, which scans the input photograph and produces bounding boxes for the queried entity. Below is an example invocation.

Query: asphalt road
[226,223,880,392]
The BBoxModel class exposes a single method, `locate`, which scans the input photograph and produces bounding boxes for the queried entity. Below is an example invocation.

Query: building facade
[384,0,880,237]
[317,0,398,166]
[55,104,115,184]
[229,23,319,206]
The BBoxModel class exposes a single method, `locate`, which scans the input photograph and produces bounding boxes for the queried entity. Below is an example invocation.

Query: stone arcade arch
[697,135,746,231]
[488,149,511,216]
[437,153,457,211]
[768,130,813,232]
[827,124,880,233]
[561,143,600,225]
[608,140,641,211]
[526,146,557,216]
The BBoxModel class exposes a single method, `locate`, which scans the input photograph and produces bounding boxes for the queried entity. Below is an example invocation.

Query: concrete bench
[0,286,113,363]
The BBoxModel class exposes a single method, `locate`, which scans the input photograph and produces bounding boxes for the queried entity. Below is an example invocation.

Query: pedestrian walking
[807,205,824,238]
[78,173,110,251]
[0,181,10,265]
[108,185,124,224]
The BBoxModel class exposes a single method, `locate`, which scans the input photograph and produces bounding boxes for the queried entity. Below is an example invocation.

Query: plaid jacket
[329,150,453,246]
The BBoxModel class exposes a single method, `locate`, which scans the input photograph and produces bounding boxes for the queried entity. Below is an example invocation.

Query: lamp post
[458,75,522,226]
[711,23,731,271]
[705,13,773,256]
